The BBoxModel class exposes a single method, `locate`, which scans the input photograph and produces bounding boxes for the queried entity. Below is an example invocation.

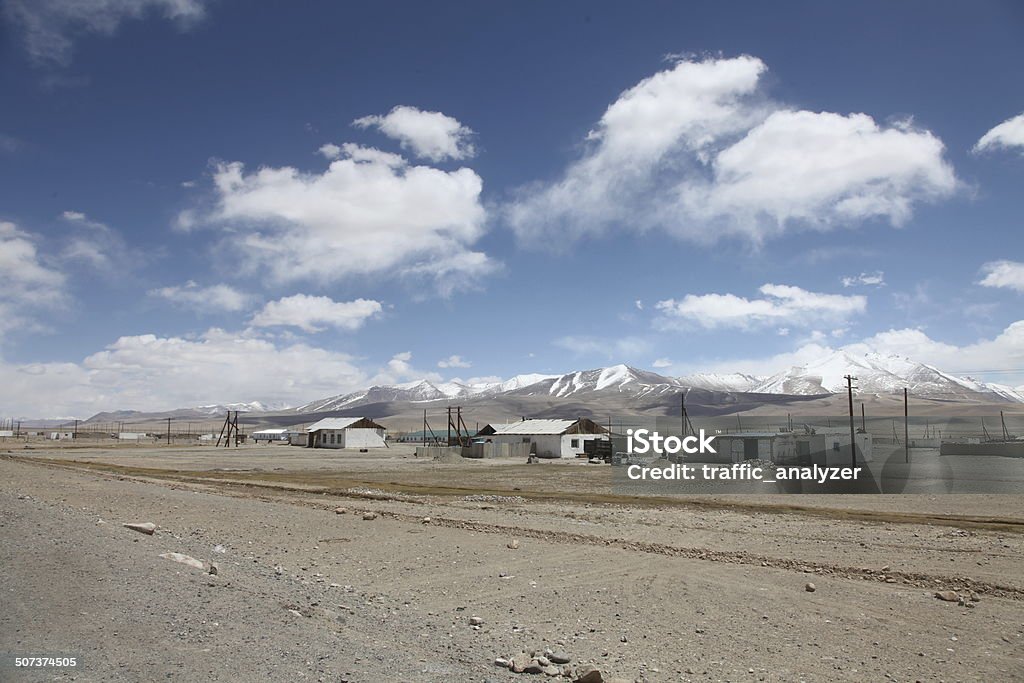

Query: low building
[252,428,289,443]
[488,418,609,459]
[306,417,387,449]
[118,432,146,441]
[705,429,872,465]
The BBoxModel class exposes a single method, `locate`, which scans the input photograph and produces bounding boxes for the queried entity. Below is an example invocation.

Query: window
[833,441,840,452]
[571,438,580,448]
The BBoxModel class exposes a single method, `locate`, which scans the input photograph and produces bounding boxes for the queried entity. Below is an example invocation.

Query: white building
[488,418,609,459]
[306,417,387,449]
[252,428,289,443]
[118,432,146,441]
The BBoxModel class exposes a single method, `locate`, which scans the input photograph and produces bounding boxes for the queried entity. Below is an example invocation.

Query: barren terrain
[2,443,1022,682]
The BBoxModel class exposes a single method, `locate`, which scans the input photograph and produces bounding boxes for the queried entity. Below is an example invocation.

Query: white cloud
[59,209,132,271]
[675,321,1024,387]
[353,105,475,162]
[656,283,866,331]
[507,55,957,246]
[681,112,955,234]
[318,143,342,160]
[249,294,382,333]
[978,260,1024,293]
[0,221,66,339]
[841,271,886,288]
[553,335,653,359]
[652,357,673,368]
[973,113,1024,154]
[4,0,207,66]
[192,142,495,296]
[0,328,373,418]
[847,323,1024,379]
[437,354,471,369]
[370,351,442,386]
[149,281,252,313]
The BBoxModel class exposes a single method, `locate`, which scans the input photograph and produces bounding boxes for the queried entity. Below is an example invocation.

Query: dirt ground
[1,443,1022,682]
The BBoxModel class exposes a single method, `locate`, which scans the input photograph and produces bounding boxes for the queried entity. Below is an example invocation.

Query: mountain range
[291,349,1024,412]
[80,349,1024,424]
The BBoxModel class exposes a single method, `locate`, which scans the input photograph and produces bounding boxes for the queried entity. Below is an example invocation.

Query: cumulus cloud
[191,142,495,296]
[4,0,207,66]
[978,260,1024,293]
[317,143,342,160]
[678,321,1024,387]
[841,271,886,288]
[973,113,1024,154]
[149,281,252,313]
[437,354,471,368]
[370,351,442,386]
[353,105,476,162]
[249,294,382,333]
[656,283,866,330]
[846,323,1024,379]
[0,221,66,339]
[507,55,957,245]
[0,328,373,417]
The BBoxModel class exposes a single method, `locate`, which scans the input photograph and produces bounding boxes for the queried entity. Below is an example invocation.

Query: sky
[1,0,1023,418]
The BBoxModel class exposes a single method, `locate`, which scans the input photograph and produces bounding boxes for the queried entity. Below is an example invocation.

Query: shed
[306,417,387,449]
[489,418,609,459]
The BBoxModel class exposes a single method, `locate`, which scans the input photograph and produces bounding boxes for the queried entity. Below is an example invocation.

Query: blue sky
[1,0,1023,417]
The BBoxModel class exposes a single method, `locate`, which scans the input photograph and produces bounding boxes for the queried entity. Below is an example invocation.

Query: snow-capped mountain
[297,373,565,412]
[294,352,1024,414]
[677,372,762,393]
[753,350,1024,402]
[193,400,292,415]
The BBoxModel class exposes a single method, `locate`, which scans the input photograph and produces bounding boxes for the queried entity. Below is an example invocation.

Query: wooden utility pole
[166,417,172,445]
[860,403,866,432]
[845,375,857,467]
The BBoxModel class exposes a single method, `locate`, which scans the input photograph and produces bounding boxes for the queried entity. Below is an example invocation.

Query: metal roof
[493,419,578,436]
[252,428,288,435]
[306,417,364,432]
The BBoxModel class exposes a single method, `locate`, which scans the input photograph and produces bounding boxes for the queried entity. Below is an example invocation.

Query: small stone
[935,590,960,602]
[541,664,560,676]
[522,661,544,675]
[274,565,283,575]
[123,522,156,535]
[507,539,520,550]
[208,562,219,576]
[494,658,511,668]
[969,592,981,602]
[574,666,604,683]
[549,652,571,664]
[536,655,551,666]
[334,507,347,514]
[362,512,377,521]
[805,582,816,592]
[469,616,484,626]
[421,517,431,524]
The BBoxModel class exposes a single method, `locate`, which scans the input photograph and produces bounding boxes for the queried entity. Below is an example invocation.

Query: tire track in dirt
[17,455,1022,603]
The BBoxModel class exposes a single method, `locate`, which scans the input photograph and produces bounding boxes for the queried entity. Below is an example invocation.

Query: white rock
[159,552,205,570]
[123,522,156,535]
